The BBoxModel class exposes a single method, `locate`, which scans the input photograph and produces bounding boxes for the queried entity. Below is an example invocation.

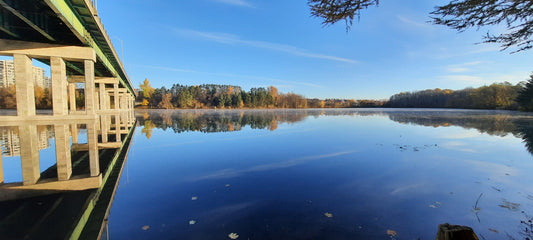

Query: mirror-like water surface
[106,109,533,239]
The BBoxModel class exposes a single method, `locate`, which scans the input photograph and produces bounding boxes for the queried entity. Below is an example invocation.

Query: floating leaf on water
[429,201,442,208]
[324,212,333,218]
[228,232,239,239]
[191,196,198,200]
[225,184,230,187]
[499,199,520,211]
[387,229,397,236]
[489,228,499,233]
[189,220,196,225]
[142,225,150,230]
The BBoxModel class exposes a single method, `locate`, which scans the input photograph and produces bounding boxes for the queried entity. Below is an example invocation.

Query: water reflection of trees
[137,109,533,154]
[385,110,533,154]
[136,110,314,135]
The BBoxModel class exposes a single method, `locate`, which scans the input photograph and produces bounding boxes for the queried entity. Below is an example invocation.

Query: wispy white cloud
[446,61,483,73]
[390,183,425,195]
[213,0,254,8]
[397,15,431,29]
[174,28,358,64]
[135,64,323,88]
[447,67,470,73]
[441,132,480,139]
[187,151,356,181]
[439,75,485,85]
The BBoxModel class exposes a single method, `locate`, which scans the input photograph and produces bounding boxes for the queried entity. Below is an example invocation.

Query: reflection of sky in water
[1,126,58,183]
[106,110,533,239]
[2,109,532,239]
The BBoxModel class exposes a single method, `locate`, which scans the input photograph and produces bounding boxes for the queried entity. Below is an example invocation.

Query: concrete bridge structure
[0,1,137,239]
[0,0,136,186]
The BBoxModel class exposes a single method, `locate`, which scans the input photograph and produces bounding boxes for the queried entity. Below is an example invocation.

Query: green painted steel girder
[43,0,135,96]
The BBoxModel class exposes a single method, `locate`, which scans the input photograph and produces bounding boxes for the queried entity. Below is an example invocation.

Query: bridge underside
[0,0,134,94]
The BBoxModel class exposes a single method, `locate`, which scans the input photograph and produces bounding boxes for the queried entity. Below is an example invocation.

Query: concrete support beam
[19,125,40,185]
[51,57,68,116]
[14,54,36,117]
[68,83,77,112]
[71,124,79,144]
[99,83,107,111]
[114,114,121,142]
[0,174,102,199]
[100,115,109,143]
[71,142,122,152]
[87,121,100,177]
[113,84,119,110]
[54,124,72,181]
[0,39,96,61]
[84,60,96,114]
[95,91,100,112]
[68,76,118,84]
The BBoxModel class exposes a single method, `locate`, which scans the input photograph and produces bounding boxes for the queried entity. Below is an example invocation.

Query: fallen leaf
[225,184,231,187]
[228,232,239,239]
[489,228,499,233]
[189,220,196,225]
[191,196,198,200]
[142,225,150,230]
[324,212,333,218]
[387,229,397,237]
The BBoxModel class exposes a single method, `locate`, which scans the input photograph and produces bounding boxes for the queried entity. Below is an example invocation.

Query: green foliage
[309,0,533,52]
[431,0,533,52]
[308,0,379,31]
[517,75,533,111]
[387,82,522,110]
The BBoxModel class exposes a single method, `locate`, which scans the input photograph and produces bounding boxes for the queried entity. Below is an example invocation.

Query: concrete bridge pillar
[114,114,121,142]
[84,60,96,115]
[71,124,79,144]
[87,121,100,177]
[51,57,68,116]
[54,124,72,181]
[68,83,77,112]
[99,83,107,111]
[19,124,40,185]
[113,84,119,110]
[14,54,36,117]
[120,92,126,110]
[100,115,109,143]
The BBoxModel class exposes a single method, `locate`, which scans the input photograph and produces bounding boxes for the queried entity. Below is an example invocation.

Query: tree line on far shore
[137,76,533,111]
[137,79,386,109]
[1,76,532,111]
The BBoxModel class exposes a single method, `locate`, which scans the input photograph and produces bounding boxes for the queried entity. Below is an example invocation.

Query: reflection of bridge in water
[0,113,135,239]
[0,0,136,239]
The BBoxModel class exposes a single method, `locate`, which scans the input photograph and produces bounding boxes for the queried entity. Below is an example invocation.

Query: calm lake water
[95,109,533,240]
[4,109,531,239]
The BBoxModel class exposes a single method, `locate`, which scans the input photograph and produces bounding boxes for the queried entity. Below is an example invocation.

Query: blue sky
[32,0,533,99]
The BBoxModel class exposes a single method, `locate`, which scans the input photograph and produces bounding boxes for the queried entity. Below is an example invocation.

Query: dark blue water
[106,109,533,239]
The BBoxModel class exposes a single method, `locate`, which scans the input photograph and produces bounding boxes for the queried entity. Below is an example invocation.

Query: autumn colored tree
[141,120,155,139]
[139,78,155,106]
[0,85,17,109]
[268,86,279,106]
[157,93,174,109]
[34,86,52,109]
